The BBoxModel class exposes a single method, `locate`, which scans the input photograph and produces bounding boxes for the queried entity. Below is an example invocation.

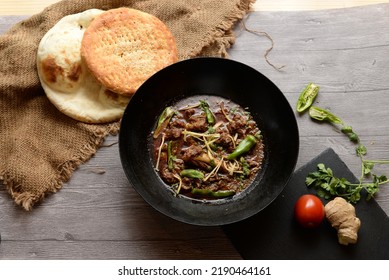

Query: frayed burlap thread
[0,0,255,210]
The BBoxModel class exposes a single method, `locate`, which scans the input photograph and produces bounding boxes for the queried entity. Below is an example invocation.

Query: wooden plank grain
[0,239,241,260]
[254,0,389,11]
[230,4,389,92]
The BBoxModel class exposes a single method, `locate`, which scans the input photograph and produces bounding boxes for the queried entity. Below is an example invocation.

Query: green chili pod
[227,135,257,160]
[153,106,175,138]
[296,82,320,113]
[191,188,236,198]
[308,106,343,124]
[199,100,215,125]
[167,141,174,170]
[212,190,236,197]
[180,169,204,179]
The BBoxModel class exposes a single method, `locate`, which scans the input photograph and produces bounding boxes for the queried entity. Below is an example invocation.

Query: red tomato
[294,194,325,228]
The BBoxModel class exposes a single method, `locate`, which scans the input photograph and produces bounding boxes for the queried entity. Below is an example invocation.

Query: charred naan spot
[68,63,82,82]
[41,55,63,83]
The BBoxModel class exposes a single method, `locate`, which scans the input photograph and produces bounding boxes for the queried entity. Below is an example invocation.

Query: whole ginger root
[325,197,361,245]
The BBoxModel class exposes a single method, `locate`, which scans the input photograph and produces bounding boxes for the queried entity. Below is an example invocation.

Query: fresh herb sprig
[306,163,388,203]
[298,84,389,203]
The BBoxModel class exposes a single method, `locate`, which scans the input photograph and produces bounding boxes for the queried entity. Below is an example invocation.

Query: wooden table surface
[1,1,389,259]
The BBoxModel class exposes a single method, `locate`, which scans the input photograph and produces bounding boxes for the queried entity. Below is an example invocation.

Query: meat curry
[152,95,265,200]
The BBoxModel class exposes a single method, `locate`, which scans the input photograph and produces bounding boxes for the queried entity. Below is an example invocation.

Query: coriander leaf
[341,125,359,143]
[347,132,359,143]
[306,163,389,203]
[356,145,367,157]
[305,176,317,186]
[374,174,388,184]
[362,161,374,175]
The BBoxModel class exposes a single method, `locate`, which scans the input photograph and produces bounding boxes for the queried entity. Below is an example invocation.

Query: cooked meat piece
[227,113,247,134]
[247,156,260,167]
[182,177,201,189]
[181,145,203,162]
[170,118,186,128]
[172,158,184,171]
[184,108,196,119]
[186,114,208,132]
[215,131,233,149]
[160,168,177,184]
[165,128,182,139]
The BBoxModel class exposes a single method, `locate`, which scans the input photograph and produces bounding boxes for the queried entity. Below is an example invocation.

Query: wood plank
[0,240,241,259]
[254,0,389,11]
[0,188,229,242]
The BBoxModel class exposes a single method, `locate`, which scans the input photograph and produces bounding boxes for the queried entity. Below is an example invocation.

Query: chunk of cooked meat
[227,113,247,135]
[181,145,203,162]
[215,131,234,149]
[165,128,182,139]
[170,118,186,128]
[160,167,177,184]
[184,108,196,119]
[186,114,208,132]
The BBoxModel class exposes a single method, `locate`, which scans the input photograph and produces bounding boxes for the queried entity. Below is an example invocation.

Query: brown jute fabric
[0,0,255,210]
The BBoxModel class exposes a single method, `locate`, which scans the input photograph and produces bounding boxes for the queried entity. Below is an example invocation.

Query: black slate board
[223,148,389,259]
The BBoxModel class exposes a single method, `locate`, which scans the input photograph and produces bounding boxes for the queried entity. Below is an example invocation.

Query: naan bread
[37,9,130,123]
[81,7,178,97]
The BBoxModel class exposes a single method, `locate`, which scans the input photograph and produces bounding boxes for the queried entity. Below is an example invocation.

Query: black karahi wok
[119,57,299,226]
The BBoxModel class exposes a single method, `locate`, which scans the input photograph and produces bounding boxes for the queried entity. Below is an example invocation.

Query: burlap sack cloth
[0,0,255,210]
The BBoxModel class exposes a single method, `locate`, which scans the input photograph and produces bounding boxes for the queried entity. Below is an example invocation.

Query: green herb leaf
[341,125,359,143]
[306,163,389,203]
[362,161,375,175]
[356,145,367,157]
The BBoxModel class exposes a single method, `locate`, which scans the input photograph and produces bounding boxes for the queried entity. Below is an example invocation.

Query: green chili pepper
[199,100,215,125]
[227,135,257,160]
[310,106,360,143]
[167,141,174,170]
[296,82,320,113]
[180,169,204,179]
[153,106,175,138]
[191,188,236,198]
[308,106,343,124]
